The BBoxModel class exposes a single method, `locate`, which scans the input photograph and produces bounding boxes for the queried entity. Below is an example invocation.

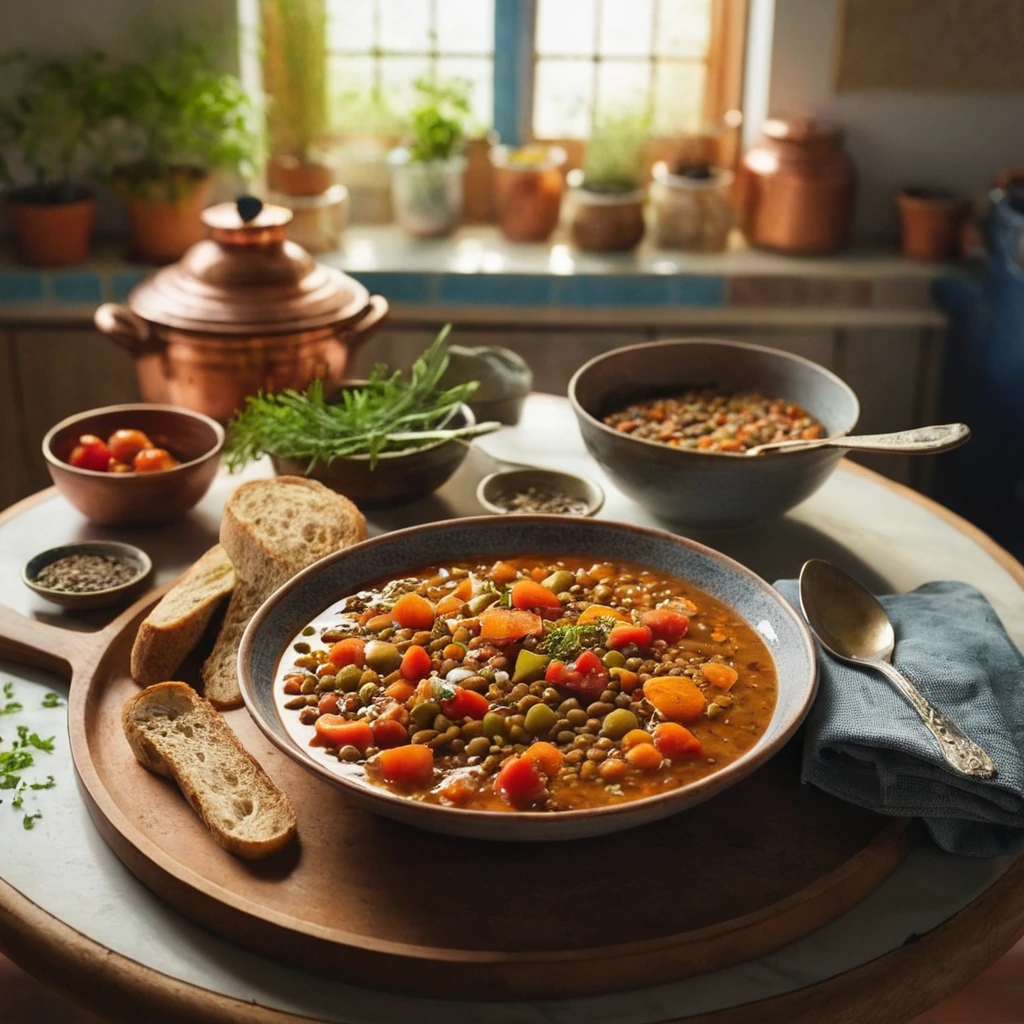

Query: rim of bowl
[567,337,861,460]
[22,540,153,599]
[42,403,226,479]
[238,515,818,833]
[475,469,605,517]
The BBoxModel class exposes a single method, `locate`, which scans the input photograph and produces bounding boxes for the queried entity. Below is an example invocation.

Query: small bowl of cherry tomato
[43,404,225,527]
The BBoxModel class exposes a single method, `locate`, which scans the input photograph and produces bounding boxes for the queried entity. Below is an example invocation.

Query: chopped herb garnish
[12,782,25,809]
[41,692,64,708]
[17,726,55,752]
[23,813,41,830]
[30,775,55,790]
[1,682,22,716]
[541,621,615,661]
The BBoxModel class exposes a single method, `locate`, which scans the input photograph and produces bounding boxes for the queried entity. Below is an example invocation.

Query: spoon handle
[748,422,971,457]
[874,660,998,778]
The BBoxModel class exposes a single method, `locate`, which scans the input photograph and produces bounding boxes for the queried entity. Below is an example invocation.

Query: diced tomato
[510,579,563,611]
[370,718,409,750]
[544,649,609,697]
[654,722,704,760]
[328,637,366,669]
[107,428,152,464]
[317,693,341,715]
[439,686,490,720]
[487,561,519,584]
[606,624,653,650]
[523,741,564,777]
[391,592,436,631]
[400,644,432,681]
[642,606,690,642]
[494,756,547,808]
[313,715,373,752]
[68,434,111,472]
[378,744,434,787]
[479,607,544,645]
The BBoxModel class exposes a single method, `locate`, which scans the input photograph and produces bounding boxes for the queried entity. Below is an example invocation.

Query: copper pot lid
[126,197,370,335]
[763,117,844,146]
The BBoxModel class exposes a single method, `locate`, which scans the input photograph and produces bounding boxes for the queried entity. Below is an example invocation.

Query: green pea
[410,701,441,727]
[336,664,363,692]
[364,640,401,674]
[524,702,558,735]
[541,570,575,595]
[601,708,639,740]
[483,712,506,738]
[603,650,626,669]
[358,682,380,704]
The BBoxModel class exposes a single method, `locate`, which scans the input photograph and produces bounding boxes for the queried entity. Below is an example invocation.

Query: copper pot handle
[346,294,389,350]
[94,303,154,356]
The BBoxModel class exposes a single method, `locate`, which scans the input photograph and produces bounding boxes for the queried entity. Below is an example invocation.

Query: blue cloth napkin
[775,579,1024,858]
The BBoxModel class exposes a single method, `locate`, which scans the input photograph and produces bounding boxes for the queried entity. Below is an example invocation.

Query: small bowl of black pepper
[23,541,153,610]
[476,468,605,518]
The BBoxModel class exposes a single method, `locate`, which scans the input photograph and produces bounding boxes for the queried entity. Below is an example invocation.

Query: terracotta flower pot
[569,185,646,252]
[6,190,96,266]
[267,155,336,197]
[489,145,567,243]
[118,170,215,264]
[896,188,968,262]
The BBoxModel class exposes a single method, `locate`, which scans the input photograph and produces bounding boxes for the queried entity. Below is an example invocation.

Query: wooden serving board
[0,596,915,1000]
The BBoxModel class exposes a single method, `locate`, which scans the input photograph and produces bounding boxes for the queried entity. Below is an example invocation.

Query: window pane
[378,0,432,53]
[599,0,654,57]
[379,55,433,111]
[436,0,493,54]
[326,0,374,52]
[534,58,595,137]
[436,56,493,129]
[651,59,705,134]
[655,0,712,58]
[595,59,650,120]
[536,0,596,56]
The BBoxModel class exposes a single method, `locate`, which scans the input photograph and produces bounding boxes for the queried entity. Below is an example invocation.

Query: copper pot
[94,198,388,423]
[735,118,856,254]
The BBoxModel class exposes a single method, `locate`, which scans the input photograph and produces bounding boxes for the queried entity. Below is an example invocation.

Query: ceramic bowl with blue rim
[238,516,816,841]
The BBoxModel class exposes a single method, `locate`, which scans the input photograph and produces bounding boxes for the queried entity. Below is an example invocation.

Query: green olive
[483,711,506,738]
[603,650,626,669]
[524,702,558,735]
[601,708,639,739]
[335,664,363,692]
[467,591,500,616]
[364,640,401,674]
[315,675,338,693]
[541,570,575,595]
[410,700,441,726]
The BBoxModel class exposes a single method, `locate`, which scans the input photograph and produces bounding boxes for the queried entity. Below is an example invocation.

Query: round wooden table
[1,394,1023,1024]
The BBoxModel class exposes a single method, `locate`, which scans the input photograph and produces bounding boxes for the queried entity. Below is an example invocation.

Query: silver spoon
[745,422,970,457]
[798,559,997,779]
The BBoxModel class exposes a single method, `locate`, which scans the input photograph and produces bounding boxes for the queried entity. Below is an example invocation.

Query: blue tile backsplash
[0,272,45,303]
[51,272,104,304]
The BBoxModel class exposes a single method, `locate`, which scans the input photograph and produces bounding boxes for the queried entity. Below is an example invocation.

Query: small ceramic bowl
[43,404,225,528]
[23,541,153,610]
[569,338,860,529]
[476,467,604,517]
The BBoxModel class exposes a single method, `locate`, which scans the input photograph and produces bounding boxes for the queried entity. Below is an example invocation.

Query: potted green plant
[104,36,257,264]
[569,109,649,252]
[0,50,109,266]
[388,75,472,237]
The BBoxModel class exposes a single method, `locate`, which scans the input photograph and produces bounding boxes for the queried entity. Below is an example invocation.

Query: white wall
[759,0,1024,243]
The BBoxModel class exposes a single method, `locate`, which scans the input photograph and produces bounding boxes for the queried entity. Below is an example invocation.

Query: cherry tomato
[544,649,610,697]
[642,607,690,642]
[132,447,179,473]
[68,434,111,472]
[107,428,153,464]
[370,718,410,750]
[438,686,490,720]
[606,624,654,650]
[494,756,547,808]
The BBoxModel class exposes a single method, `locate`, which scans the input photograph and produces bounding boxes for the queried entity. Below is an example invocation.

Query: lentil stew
[275,556,777,812]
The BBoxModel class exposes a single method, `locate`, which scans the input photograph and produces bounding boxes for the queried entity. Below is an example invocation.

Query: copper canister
[735,118,856,254]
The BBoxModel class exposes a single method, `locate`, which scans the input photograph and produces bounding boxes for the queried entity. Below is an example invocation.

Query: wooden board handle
[0,603,81,679]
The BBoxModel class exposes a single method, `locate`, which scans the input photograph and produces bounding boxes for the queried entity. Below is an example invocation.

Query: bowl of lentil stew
[569,338,860,529]
[238,516,816,841]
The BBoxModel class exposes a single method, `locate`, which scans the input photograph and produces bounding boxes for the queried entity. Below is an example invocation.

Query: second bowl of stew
[239,516,816,841]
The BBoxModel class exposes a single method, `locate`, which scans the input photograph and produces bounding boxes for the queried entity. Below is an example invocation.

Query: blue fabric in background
[775,579,1024,858]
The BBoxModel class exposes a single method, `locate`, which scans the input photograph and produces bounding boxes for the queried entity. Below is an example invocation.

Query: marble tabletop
[0,393,1022,1023]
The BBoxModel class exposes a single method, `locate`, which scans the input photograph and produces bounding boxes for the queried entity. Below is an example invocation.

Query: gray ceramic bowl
[238,517,816,842]
[476,467,605,516]
[569,339,860,529]
[23,540,152,610]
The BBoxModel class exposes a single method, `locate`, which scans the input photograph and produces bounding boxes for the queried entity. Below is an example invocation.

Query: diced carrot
[488,561,519,585]
[400,644,433,681]
[642,677,706,722]
[494,756,547,808]
[654,722,704,760]
[283,678,302,696]
[641,607,690,642]
[610,668,640,693]
[378,744,434,787]
[702,662,739,690]
[317,693,341,716]
[479,607,544,644]
[438,687,490,720]
[370,718,409,749]
[599,758,629,782]
[625,743,664,772]
[314,716,373,752]
[620,728,655,752]
[435,593,465,617]
[442,642,465,661]
[576,604,631,626]
[385,679,416,703]
[510,579,564,611]
[607,623,653,649]
[391,593,436,631]
[366,614,394,633]
[530,566,547,582]
[452,577,474,600]
[523,741,564,777]
[328,637,366,669]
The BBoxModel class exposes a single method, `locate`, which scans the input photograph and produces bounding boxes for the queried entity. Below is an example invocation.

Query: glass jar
[489,145,567,242]
[387,149,466,238]
[650,163,734,251]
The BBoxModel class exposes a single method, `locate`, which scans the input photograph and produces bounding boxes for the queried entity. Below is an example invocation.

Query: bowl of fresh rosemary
[224,328,502,507]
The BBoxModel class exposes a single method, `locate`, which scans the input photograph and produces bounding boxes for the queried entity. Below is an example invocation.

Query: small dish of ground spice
[23,541,153,610]
[476,468,604,518]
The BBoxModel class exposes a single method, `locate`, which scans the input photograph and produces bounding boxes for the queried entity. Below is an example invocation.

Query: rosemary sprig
[224,325,500,471]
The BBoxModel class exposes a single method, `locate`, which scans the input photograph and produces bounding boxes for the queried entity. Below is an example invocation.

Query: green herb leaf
[12,782,26,809]
[23,813,41,830]
[16,726,55,753]
[541,622,615,662]
[30,775,55,791]
[41,692,64,708]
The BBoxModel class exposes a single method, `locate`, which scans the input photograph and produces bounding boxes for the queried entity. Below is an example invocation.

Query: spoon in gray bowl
[798,558,997,779]
[745,421,970,456]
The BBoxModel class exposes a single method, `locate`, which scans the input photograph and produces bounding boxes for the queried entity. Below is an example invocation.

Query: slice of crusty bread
[200,477,368,709]
[131,545,235,687]
[121,682,297,860]
[219,476,367,590]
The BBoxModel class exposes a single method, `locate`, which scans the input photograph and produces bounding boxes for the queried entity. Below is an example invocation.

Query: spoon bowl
[746,422,970,457]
